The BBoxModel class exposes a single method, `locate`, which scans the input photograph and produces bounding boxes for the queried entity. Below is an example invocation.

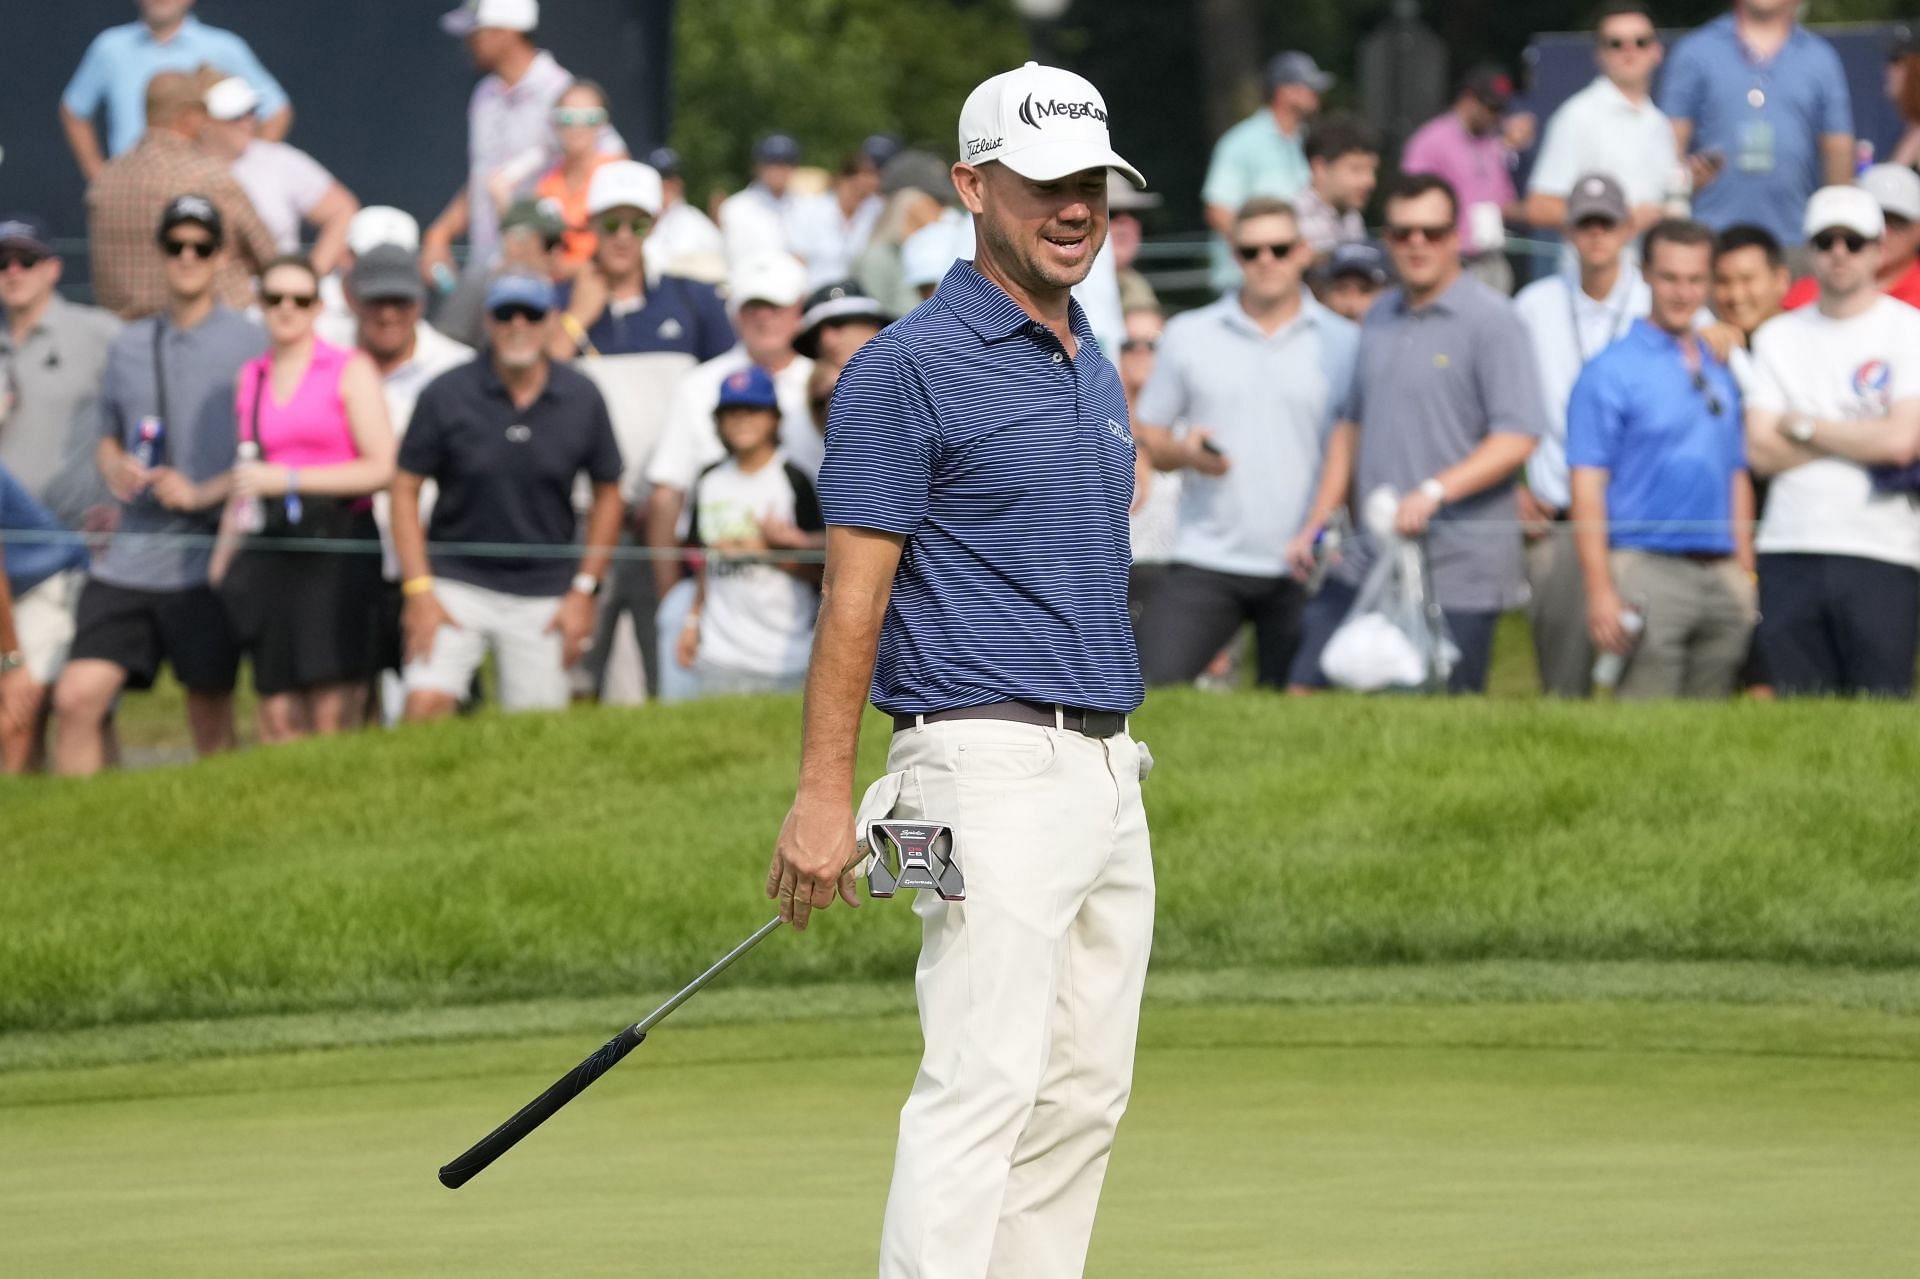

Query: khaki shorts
[14,569,85,685]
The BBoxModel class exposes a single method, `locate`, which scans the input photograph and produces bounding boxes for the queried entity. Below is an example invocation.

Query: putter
[437,819,959,1189]
[866,820,965,900]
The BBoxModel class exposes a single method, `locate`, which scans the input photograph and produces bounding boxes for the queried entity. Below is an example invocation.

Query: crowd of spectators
[3,0,1919,777]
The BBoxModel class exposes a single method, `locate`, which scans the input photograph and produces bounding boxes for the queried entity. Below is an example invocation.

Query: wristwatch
[0,650,23,675]
[1785,414,1816,445]
[1418,478,1446,505]
[570,572,601,597]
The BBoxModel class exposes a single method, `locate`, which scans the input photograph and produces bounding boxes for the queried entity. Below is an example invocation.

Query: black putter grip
[438,1025,646,1189]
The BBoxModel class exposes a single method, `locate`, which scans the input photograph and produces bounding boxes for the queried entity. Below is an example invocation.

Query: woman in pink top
[224,255,394,741]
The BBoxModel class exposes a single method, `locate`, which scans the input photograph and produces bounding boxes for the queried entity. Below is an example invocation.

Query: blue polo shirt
[1658,15,1851,245]
[817,261,1143,715]
[1,465,89,597]
[555,275,736,361]
[1566,319,1746,556]
[63,16,290,158]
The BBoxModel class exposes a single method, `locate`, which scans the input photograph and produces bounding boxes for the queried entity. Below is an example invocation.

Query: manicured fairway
[5,999,1916,1278]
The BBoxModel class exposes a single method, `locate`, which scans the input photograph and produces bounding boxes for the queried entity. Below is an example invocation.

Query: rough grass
[3,691,1917,1036]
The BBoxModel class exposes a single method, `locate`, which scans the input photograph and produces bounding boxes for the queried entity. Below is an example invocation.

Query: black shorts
[68,579,242,693]
[220,509,385,696]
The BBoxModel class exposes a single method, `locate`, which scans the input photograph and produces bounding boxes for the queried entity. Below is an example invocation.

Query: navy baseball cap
[645,146,682,178]
[157,194,224,245]
[861,133,904,169]
[0,215,53,256]
[755,133,802,165]
[1265,51,1334,95]
[1322,240,1391,285]
[715,364,779,411]
[485,273,556,316]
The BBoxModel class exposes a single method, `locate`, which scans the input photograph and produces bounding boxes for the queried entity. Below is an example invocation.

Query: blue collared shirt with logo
[817,261,1143,715]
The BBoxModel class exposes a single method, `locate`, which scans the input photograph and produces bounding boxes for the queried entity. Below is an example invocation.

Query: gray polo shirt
[1340,274,1543,611]
[93,306,266,592]
[1135,293,1359,577]
[0,293,122,528]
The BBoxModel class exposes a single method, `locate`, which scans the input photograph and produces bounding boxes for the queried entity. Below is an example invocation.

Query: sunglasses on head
[262,290,318,310]
[1811,229,1873,254]
[490,303,549,324]
[1602,34,1656,50]
[0,248,45,271]
[163,238,217,259]
[599,214,653,237]
[553,106,608,128]
[1235,240,1297,262]
[1385,223,1454,245]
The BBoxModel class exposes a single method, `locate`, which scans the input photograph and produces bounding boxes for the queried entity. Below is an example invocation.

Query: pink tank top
[236,340,360,467]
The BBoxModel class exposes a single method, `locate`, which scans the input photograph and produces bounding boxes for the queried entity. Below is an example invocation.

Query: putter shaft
[635,915,784,1035]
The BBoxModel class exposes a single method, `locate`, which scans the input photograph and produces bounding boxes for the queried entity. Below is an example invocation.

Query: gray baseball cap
[1567,173,1629,225]
[349,244,427,304]
[1265,51,1334,94]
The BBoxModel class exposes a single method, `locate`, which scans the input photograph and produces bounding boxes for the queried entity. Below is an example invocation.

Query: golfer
[766,62,1153,1279]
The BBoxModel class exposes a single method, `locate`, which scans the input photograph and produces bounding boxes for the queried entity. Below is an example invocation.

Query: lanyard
[1565,278,1633,367]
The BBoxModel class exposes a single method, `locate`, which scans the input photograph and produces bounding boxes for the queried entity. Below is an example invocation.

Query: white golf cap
[204,77,259,123]
[728,252,808,309]
[347,205,422,257]
[1804,184,1885,240]
[586,161,663,217]
[1859,163,1920,223]
[440,0,538,37]
[957,61,1144,189]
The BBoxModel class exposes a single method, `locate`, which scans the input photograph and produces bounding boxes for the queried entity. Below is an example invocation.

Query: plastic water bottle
[1592,605,1645,689]
[133,415,166,469]
[232,441,266,535]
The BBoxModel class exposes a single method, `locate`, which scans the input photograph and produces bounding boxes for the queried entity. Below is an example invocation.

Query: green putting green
[5,1000,1915,1277]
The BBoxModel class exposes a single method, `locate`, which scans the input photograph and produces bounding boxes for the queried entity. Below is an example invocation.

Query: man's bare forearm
[60,106,105,182]
[1569,468,1613,595]
[644,487,686,595]
[579,483,624,581]
[794,529,900,804]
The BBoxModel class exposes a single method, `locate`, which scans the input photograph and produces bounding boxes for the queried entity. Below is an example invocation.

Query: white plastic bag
[1320,486,1460,693]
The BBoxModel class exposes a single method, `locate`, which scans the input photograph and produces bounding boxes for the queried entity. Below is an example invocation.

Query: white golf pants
[867,717,1156,1279]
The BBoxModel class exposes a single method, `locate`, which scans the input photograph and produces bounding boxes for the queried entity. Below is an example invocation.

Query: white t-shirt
[231,139,336,254]
[783,192,883,288]
[1528,77,1676,209]
[689,452,822,677]
[1747,296,1920,568]
[719,184,794,273]
[645,348,820,499]
[648,201,725,281]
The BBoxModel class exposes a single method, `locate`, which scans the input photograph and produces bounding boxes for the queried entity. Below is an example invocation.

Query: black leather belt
[892,699,1128,738]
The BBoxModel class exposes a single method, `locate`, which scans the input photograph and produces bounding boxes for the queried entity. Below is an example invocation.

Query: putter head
[865,820,964,901]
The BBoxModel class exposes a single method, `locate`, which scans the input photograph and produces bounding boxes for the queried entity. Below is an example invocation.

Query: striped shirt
[817,260,1143,715]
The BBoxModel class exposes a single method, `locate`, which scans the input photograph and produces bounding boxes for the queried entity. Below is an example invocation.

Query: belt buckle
[1080,710,1123,738]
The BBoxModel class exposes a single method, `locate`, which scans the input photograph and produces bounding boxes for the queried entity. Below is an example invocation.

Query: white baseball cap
[586,161,663,218]
[957,61,1144,189]
[728,252,808,309]
[1859,164,1920,224]
[347,205,422,257]
[440,0,538,37]
[1804,184,1885,240]
[205,77,259,123]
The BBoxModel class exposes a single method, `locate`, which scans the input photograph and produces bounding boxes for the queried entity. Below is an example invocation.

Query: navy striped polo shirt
[817,260,1143,715]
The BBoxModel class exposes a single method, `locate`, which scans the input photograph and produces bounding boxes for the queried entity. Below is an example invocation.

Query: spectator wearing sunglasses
[393,274,623,718]
[1133,197,1358,689]
[530,80,624,272]
[87,71,278,320]
[1781,166,1920,312]
[1289,173,1544,694]
[1743,186,1920,697]
[53,195,266,775]
[1567,219,1754,700]
[220,256,395,740]
[1525,1,1674,238]
[0,217,123,768]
